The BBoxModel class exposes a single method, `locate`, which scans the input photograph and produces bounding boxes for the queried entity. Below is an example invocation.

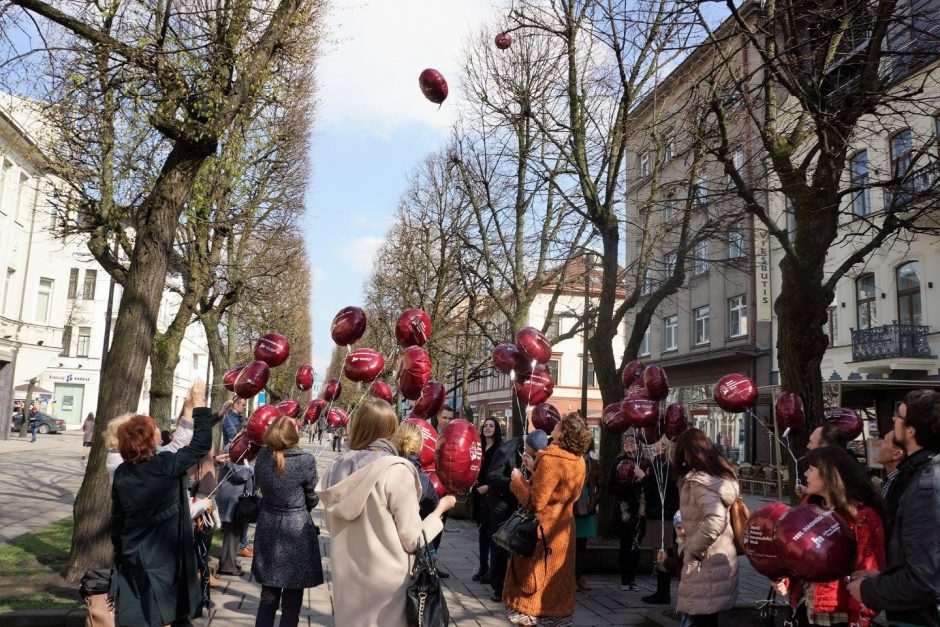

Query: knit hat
[673,511,682,527]
[525,429,549,452]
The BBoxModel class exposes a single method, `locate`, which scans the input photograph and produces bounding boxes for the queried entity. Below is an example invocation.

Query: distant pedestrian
[574,438,600,592]
[81,413,95,461]
[221,397,246,446]
[28,406,40,442]
[316,420,324,444]
[472,418,503,584]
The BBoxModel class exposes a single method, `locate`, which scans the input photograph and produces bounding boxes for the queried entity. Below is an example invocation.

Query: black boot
[641,572,671,604]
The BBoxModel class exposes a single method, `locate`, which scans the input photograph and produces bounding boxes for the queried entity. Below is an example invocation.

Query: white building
[0,93,209,432]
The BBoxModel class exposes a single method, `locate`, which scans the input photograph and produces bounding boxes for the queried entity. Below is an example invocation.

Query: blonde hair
[348,398,398,450]
[264,416,299,475]
[391,422,423,457]
[105,413,135,449]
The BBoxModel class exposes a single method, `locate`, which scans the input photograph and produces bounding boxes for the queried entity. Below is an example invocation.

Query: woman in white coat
[317,398,455,627]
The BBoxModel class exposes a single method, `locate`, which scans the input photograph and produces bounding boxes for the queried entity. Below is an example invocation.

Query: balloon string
[748,408,802,486]
[638,429,668,550]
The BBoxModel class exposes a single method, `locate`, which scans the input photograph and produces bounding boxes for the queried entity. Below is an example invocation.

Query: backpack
[729,494,750,555]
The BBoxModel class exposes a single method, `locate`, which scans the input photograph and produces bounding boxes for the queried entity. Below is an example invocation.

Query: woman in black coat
[608,433,644,591]
[639,436,680,605]
[471,417,502,582]
[252,417,324,627]
[110,406,213,626]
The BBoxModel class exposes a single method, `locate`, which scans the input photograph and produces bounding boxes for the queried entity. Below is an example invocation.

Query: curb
[0,609,87,627]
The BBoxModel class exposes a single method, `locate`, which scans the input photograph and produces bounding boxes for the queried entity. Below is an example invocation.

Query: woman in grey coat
[215,452,254,575]
[252,417,324,627]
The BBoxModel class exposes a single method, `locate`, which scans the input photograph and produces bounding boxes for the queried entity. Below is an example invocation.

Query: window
[693,306,710,345]
[693,175,708,206]
[15,174,30,222]
[546,315,560,338]
[890,129,913,179]
[60,326,72,357]
[639,327,651,356]
[825,306,838,346]
[67,268,79,299]
[694,240,709,275]
[856,273,877,330]
[849,151,872,217]
[585,360,596,387]
[639,152,651,177]
[728,295,747,338]
[641,268,653,295]
[896,261,922,326]
[663,315,678,351]
[664,199,677,220]
[76,326,91,357]
[0,160,12,214]
[728,148,744,185]
[193,353,201,374]
[2,268,13,315]
[664,140,675,162]
[729,230,746,259]
[546,359,560,383]
[664,252,677,277]
[35,278,53,323]
[785,197,797,242]
[82,270,97,300]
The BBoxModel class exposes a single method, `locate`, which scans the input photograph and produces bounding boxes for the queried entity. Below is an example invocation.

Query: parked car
[10,412,66,434]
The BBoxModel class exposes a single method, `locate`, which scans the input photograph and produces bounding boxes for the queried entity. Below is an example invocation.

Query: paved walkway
[0,433,783,625]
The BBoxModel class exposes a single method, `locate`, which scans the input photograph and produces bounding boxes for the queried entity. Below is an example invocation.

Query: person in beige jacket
[672,428,740,626]
[317,398,455,627]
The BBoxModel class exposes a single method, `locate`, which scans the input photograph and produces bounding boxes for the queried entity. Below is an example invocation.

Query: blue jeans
[30,425,38,442]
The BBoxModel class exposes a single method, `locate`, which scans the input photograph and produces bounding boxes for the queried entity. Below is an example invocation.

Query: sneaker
[237,547,254,558]
[620,582,641,591]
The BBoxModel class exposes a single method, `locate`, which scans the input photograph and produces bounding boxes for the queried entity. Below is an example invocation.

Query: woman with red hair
[110,384,214,627]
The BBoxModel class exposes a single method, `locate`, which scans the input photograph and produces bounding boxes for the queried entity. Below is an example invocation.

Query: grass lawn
[0,518,83,612]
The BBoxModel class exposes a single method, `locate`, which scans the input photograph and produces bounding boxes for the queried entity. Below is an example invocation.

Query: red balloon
[776,392,806,432]
[229,430,259,463]
[623,395,660,428]
[515,327,552,364]
[276,399,300,419]
[403,416,439,468]
[323,378,342,402]
[427,470,446,498]
[663,403,689,440]
[773,504,856,582]
[419,68,448,105]
[713,373,758,412]
[253,332,291,367]
[343,348,385,383]
[743,502,790,581]
[495,31,512,49]
[395,308,433,347]
[295,364,314,391]
[246,404,282,445]
[601,401,631,434]
[435,419,483,494]
[513,365,554,406]
[331,306,367,346]
[616,458,636,484]
[643,365,669,401]
[303,398,328,424]
[825,407,863,441]
[643,422,662,443]
[370,380,394,404]
[234,361,271,398]
[621,359,646,389]
[531,403,561,432]
[412,379,446,419]
[223,364,247,392]
[492,343,530,375]
[327,406,349,428]
[397,346,432,401]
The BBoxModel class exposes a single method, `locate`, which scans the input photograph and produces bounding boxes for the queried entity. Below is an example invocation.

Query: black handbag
[405,531,449,627]
[492,507,540,557]
[236,481,261,524]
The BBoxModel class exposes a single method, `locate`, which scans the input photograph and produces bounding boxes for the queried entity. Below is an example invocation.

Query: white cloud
[336,235,386,274]
[318,0,499,136]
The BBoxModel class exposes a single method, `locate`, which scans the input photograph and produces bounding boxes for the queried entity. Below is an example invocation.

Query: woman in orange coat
[504,413,591,626]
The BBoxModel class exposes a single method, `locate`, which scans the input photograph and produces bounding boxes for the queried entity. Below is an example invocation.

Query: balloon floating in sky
[295,364,314,391]
[419,69,448,105]
[253,332,291,368]
[331,306,367,346]
[713,373,758,412]
[343,348,385,383]
[395,308,433,347]
[495,32,512,49]
[516,326,552,364]
[776,392,806,432]
[234,361,270,399]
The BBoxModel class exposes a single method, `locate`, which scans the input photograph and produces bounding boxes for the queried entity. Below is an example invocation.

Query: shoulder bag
[236,480,261,524]
[492,506,541,557]
[406,531,449,627]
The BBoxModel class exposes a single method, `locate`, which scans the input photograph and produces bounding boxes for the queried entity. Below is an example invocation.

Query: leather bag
[405,531,449,627]
[492,507,540,557]
[236,481,261,524]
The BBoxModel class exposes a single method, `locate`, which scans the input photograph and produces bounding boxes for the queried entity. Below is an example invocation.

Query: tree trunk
[18,379,36,438]
[149,288,203,428]
[66,141,214,582]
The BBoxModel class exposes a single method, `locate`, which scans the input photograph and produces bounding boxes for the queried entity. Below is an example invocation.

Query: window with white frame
[546,315,560,338]
[664,199,677,220]
[67,268,79,299]
[2,268,13,316]
[76,326,91,357]
[639,327,651,356]
[694,240,709,275]
[665,252,677,277]
[694,175,708,206]
[728,148,744,185]
[890,129,913,179]
[15,173,30,222]
[729,230,746,259]
[639,152,651,177]
[641,268,653,295]
[83,269,97,300]
[850,151,872,217]
[35,278,53,323]
[825,305,838,346]
[664,140,675,162]
[728,295,747,338]
[546,359,560,383]
[0,160,12,214]
[693,305,710,345]
[785,197,796,242]
[663,315,678,351]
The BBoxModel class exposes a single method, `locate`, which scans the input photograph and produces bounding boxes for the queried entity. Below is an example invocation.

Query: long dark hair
[479,418,503,450]
[805,446,885,522]
[672,428,736,480]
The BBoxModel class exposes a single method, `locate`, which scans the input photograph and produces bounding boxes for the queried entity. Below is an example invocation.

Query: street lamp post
[581,253,594,420]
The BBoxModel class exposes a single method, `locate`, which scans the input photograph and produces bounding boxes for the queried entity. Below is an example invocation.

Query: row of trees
[2,0,322,578]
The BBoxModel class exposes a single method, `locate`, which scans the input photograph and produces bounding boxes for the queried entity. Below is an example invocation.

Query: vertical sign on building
[755,221,772,322]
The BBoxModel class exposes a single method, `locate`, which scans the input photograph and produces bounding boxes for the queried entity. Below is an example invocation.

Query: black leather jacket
[485,437,523,528]
[861,448,940,626]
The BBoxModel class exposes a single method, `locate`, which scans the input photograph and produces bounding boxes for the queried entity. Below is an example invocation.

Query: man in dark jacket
[849,390,940,626]
[609,434,643,591]
[221,398,245,445]
[486,435,524,602]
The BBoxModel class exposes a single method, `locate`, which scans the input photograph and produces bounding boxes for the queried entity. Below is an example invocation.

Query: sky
[304,0,500,377]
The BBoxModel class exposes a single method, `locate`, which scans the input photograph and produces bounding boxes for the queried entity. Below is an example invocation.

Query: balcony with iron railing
[883,161,939,212]
[851,324,935,367]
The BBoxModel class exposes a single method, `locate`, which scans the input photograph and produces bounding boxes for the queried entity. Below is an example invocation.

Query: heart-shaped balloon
[615,458,636,484]
[370,380,394,404]
[253,332,291,367]
[419,69,449,105]
[515,327,552,364]
[495,32,512,49]
[276,399,300,419]
[773,504,856,582]
[403,416,439,468]
[530,402,561,432]
[427,469,446,498]
[776,392,805,432]
[601,401,631,433]
[513,365,554,406]
[743,502,790,581]
[303,398,328,424]
[643,365,669,401]
[343,348,385,383]
[295,364,314,391]
[435,419,482,494]
[663,403,689,440]
[228,430,260,463]
[234,361,271,399]
[245,404,282,445]
[622,395,659,428]
[327,406,350,428]
[331,306,367,346]
[621,359,646,389]
[492,343,530,375]
[713,373,758,412]
[323,378,342,402]
[395,308,433,347]
[412,379,446,419]
[397,346,432,401]
[825,407,863,441]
